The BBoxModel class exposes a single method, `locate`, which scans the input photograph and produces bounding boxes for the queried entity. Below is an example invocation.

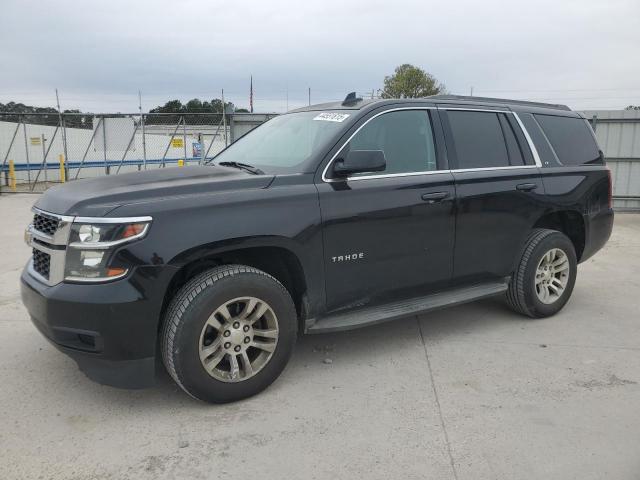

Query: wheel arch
[159,238,310,333]
[532,210,586,261]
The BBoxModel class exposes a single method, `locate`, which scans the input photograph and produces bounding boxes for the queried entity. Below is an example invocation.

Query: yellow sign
[9,160,16,191]
[59,154,66,183]
[171,138,184,148]
[30,137,41,146]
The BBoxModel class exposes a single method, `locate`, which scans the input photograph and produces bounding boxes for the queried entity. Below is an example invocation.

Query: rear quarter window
[534,114,601,166]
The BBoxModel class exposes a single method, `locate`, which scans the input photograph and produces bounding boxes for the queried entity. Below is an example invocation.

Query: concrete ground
[0,193,638,480]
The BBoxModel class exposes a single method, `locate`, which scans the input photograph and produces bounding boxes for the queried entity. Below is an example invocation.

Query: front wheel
[506,229,577,318]
[161,265,297,403]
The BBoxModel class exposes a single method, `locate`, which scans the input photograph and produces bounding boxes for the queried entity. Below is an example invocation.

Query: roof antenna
[342,91,362,106]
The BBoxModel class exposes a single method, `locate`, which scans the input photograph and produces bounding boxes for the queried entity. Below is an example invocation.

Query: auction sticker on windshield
[313,112,351,122]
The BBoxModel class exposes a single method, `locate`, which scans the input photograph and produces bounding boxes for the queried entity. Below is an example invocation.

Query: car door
[438,106,546,283]
[316,107,456,312]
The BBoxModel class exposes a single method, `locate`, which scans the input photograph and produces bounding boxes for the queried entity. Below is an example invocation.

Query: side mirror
[333,150,386,177]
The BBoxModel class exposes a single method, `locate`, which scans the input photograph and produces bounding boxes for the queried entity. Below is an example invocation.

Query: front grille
[33,212,60,236]
[32,248,51,279]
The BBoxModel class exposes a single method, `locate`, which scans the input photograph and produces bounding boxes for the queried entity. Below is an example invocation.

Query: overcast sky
[1,0,639,113]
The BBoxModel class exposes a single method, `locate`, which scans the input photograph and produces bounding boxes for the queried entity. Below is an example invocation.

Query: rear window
[534,114,601,165]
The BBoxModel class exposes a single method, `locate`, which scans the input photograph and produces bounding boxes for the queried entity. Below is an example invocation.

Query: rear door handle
[421,192,449,203]
[516,183,538,192]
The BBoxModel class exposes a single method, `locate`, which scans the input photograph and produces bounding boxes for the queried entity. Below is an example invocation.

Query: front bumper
[20,264,176,389]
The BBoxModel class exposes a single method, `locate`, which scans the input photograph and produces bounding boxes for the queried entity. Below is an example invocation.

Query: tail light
[606,167,612,209]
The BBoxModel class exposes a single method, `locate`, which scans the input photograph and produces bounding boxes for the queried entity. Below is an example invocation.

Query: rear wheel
[161,265,297,403]
[506,229,577,318]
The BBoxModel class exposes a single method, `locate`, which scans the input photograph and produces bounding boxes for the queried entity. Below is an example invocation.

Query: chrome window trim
[321,106,543,183]
[442,108,542,168]
[451,165,538,174]
[438,107,511,114]
[530,114,560,166]
[511,112,543,167]
[340,170,450,182]
[321,107,436,183]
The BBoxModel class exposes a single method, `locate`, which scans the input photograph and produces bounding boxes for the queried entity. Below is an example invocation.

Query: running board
[307,281,508,333]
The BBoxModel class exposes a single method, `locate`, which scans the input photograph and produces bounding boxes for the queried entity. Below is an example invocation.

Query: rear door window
[446,111,515,169]
[534,114,601,165]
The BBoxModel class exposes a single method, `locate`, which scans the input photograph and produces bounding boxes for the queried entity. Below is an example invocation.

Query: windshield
[211,111,351,174]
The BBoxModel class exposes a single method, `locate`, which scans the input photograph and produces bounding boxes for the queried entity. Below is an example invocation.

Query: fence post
[182,115,187,163]
[61,115,69,180]
[56,90,69,180]
[9,160,16,191]
[21,115,31,185]
[199,133,205,164]
[102,115,108,174]
[59,154,66,183]
[141,113,147,170]
[222,89,228,147]
[42,134,47,183]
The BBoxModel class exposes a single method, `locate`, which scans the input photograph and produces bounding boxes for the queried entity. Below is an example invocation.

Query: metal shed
[581,109,640,211]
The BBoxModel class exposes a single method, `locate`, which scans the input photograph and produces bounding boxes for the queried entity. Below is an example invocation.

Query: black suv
[21,95,613,403]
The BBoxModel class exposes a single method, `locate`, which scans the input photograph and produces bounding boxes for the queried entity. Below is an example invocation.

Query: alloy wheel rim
[198,297,279,383]
[535,248,570,304]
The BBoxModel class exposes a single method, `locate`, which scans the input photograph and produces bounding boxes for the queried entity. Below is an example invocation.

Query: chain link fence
[2,109,639,210]
[0,112,276,192]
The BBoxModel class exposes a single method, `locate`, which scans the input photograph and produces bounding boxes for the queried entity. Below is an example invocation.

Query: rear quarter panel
[538,165,613,261]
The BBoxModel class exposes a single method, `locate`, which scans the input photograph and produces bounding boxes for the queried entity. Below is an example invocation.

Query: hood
[35,165,275,216]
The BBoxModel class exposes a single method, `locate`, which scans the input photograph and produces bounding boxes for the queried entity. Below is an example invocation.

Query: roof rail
[428,95,571,111]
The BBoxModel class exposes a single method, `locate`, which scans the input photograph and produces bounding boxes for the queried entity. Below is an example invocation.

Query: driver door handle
[421,192,449,203]
[516,183,538,192]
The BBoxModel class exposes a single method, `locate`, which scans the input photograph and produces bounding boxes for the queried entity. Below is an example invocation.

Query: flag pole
[250,75,254,113]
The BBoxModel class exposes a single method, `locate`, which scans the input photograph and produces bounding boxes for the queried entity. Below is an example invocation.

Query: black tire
[161,264,297,403]
[506,228,577,318]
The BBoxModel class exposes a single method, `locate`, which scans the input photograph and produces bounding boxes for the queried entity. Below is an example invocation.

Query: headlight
[65,217,151,282]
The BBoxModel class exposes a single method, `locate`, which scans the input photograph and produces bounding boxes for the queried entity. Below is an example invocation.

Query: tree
[625,105,640,111]
[149,98,242,114]
[148,98,244,125]
[149,99,186,114]
[0,102,93,128]
[380,64,446,99]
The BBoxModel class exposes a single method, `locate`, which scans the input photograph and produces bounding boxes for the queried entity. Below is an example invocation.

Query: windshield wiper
[217,161,264,175]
